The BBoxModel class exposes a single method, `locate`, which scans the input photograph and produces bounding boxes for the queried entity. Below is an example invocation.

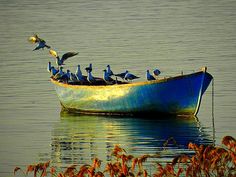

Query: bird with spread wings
[49,49,78,66]
[28,34,51,51]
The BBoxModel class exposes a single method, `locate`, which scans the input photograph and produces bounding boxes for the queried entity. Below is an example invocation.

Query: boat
[50,67,213,116]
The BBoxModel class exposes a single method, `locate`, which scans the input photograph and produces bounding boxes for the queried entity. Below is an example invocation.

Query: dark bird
[50,66,59,76]
[49,49,78,66]
[30,34,51,51]
[153,68,161,77]
[115,70,129,80]
[87,70,96,84]
[70,72,79,83]
[106,65,114,76]
[124,72,140,81]
[54,66,64,80]
[75,65,87,82]
[47,61,52,73]
[85,63,92,73]
[59,69,70,83]
[33,40,51,51]
[47,61,59,76]
[146,70,156,81]
[103,69,114,84]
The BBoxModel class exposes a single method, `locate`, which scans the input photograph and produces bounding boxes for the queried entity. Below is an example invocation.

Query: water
[0,0,236,176]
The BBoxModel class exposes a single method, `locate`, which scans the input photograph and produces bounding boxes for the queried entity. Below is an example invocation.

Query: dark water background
[0,0,236,176]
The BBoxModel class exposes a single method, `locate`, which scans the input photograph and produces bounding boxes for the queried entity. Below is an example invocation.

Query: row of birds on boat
[28,34,161,85]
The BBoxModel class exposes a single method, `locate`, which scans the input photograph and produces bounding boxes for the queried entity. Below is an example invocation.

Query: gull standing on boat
[85,63,92,73]
[146,70,156,81]
[87,70,96,84]
[124,72,140,81]
[115,70,129,80]
[49,49,78,66]
[54,66,64,80]
[47,61,58,76]
[75,64,86,82]
[50,66,59,76]
[58,69,70,83]
[106,65,114,76]
[103,69,114,84]
[70,72,79,83]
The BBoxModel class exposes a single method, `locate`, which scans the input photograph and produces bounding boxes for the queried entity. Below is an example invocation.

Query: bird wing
[129,73,139,79]
[61,52,78,62]
[115,71,127,79]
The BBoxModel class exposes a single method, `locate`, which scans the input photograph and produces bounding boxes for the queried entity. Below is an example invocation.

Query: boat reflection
[50,111,213,168]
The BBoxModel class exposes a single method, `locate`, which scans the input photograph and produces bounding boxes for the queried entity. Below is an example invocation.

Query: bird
[59,69,70,83]
[47,61,59,76]
[69,72,79,83]
[47,61,52,73]
[115,70,129,80]
[153,68,161,77]
[50,66,59,76]
[146,70,156,81]
[75,65,83,78]
[53,66,64,80]
[75,65,87,82]
[33,40,51,51]
[106,65,114,76]
[87,70,96,84]
[85,63,92,73]
[65,69,71,79]
[30,34,51,51]
[124,72,140,81]
[49,49,78,66]
[103,69,114,84]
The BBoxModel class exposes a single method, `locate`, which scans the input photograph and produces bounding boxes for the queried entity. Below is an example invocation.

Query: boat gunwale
[50,70,206,89]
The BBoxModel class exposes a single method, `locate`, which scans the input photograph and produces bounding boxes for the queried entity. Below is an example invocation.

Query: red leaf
[13,167,21,175]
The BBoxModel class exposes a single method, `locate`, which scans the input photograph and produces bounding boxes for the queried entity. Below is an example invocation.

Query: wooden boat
[51,67,213,116]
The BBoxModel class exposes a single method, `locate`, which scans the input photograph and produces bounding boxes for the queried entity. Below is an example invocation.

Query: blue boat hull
[51,69,213,116]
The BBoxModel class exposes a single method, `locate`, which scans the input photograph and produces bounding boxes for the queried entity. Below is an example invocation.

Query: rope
[212,78,216,146]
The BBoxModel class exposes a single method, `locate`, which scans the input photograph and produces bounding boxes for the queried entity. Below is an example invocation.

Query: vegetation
[14,136,236,177]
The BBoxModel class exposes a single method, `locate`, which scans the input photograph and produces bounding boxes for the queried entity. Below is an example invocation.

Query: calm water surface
[0,0,236,176]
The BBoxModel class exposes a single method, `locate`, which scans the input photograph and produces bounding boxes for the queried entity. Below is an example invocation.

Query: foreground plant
[14,136,236,177]
[168,135,236,177]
